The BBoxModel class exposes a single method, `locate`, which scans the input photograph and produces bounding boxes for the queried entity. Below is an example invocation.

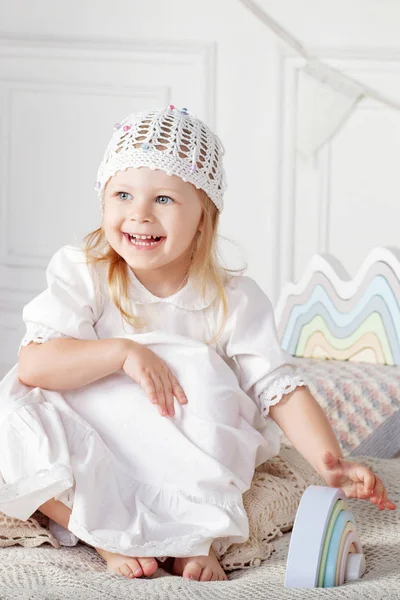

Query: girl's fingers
[322,451,338,469]
[169,373,188,405]
[140,366,185,417]
[140,374,158,405]
[380,489,388,509]
[151,373,167,416]
[377,484,392,510]
[329,452,340,466]
[353,467,375,499]
[362,469,376,495]
[161,371,175,417]
[370,476,387,507]
[351,467,396,510]
[372,476,384,499]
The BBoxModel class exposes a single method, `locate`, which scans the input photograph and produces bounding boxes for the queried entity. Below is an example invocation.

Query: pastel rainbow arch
[275,247,400,365]
[285,486,366,588]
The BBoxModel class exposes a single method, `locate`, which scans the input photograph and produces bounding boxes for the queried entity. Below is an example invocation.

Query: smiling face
[102,167,204,290]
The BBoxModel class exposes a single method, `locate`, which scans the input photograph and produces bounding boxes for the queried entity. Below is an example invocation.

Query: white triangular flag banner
[296,60,365,159]
[239,0,400,158]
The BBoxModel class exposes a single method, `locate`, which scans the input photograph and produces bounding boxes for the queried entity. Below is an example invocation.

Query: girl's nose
[128,200,153,222]
[131,213,151,223]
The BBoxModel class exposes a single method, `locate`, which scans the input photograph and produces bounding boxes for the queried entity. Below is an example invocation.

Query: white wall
[1,0,400,375]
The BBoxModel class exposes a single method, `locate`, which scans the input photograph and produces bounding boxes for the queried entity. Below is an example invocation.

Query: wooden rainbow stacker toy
[285,486,366,588]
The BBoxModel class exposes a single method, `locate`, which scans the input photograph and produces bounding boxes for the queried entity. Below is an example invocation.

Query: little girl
[0,106,395,582]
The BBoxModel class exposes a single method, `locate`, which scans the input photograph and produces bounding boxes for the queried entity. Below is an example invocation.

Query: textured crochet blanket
[0,450,399,599]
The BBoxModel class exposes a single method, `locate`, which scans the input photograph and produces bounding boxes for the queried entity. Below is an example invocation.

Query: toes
[138,557,158,576]
[119,563,137,578]
[183,562,203,581]
[126,559,143,578]
[199,566,213,582]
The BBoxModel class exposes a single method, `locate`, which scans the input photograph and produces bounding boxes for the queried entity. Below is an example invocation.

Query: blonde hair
[82,188,246,345]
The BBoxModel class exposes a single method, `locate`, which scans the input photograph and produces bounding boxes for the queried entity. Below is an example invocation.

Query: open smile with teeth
[124,233,165,247]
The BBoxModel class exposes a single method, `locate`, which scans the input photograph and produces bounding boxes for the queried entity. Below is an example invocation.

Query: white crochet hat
[95,105,227,212]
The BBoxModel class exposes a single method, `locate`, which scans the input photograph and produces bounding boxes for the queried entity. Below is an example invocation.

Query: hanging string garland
[239,0,400,158]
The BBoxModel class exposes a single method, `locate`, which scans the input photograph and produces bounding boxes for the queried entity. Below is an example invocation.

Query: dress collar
[128,268,217,311]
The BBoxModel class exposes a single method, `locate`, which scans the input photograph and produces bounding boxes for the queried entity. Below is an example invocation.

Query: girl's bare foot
[172,547,228,581]
[95,547,158,578]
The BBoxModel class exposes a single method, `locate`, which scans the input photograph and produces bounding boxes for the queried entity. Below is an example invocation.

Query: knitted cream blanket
[0,446,322,566]
[0,448,399,599]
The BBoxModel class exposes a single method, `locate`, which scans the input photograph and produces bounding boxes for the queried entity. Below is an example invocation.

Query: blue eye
[117,191,132,201]
[116,192,173,204]
[156,195,173,205]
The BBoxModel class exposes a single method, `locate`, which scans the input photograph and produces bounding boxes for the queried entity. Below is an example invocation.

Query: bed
[0,247,399,599]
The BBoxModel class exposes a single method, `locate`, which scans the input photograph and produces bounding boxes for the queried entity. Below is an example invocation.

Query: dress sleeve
[18,245,102,354]
[220,275,306,419]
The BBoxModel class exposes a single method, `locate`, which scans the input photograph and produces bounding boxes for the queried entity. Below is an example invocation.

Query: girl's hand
[320,451,397,511]
[121,340,187,417]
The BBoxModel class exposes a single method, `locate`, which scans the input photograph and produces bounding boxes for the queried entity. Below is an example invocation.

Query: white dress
[0,246,304,558]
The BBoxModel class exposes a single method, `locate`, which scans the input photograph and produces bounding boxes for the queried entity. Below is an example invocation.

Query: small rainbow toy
[275,247,400,365]
[285,486,366,588]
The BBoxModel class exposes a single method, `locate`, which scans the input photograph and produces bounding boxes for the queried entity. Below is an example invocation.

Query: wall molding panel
[0,33,216,373]
[274,48,400,297]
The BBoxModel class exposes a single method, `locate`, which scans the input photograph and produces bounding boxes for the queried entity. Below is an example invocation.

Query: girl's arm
[269,385,343,476]
[269,385,396,510]
[18,337,130,390]
[18,338,188,418]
